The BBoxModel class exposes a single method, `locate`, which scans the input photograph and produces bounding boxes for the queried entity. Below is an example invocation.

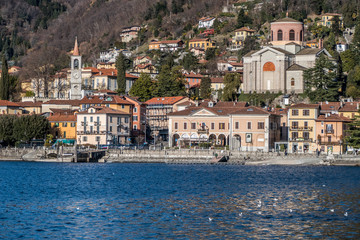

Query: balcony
[197,128,209,134]
[94,121,101,126]
[289,138,313,142]
[290,126,313,131]
[325,129,334,134]
[81,121,88,126]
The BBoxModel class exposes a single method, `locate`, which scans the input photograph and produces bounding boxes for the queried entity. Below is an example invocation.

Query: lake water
[0,162,359,239]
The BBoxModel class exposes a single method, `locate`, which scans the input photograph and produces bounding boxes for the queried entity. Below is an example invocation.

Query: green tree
[237,8,252,28]
[116,53,126,94]
[0,55,10,100]
[346,65,360,98]
[345,112,360,149]
[205,48,216,60]
[129,73,156,102]
[199,77,211,99]
[222,73,241,101]
[181,52,198,71]
[331,16,342,37]
[13,115,50,143]
[0,115,16,146]
[352,22,360,50]
[340,49,357,73]
[303,55,339,102]
[324,32,336,56]
[156,65,186,97]
[238,36,260,59]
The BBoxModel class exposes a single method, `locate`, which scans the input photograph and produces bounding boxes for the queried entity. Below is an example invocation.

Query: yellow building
[188,38,216,51]
[96,62,116,69]
[288,103,320,153]
[338,102,360,119]
[149,41,160,50]
[18,101,43,114]
[232,27,255,46]
[48,113,77,139]
[319,13,343,28]
[306,39,319,48]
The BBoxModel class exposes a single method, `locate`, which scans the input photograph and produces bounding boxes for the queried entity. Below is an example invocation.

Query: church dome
[270,17,304,46]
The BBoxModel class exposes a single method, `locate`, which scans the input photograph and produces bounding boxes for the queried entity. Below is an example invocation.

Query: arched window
[289,30,295,41]
[300,30,303,41]
[74,59,79,69]
[263,62,275,71]
[277,30,283,41]
[291,78,295,87]
[271,31,273,41]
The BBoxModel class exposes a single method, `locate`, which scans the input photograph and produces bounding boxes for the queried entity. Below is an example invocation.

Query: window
[277,30,283,41]
[304,121,308,129]
[110,116,112,123]
[300,30,303,41]
[235,122,239,129]
[96,136,100,142]
[219,123,225,130]
[117,117,121,125]
[191,123,196,129]
[90,116,93,122]
[271,31,273,41]
[97,126,100,133]
[62,122,67,127]
[303,132,309,140]
[110,126,113,132]
[71,122,76,127]
[184,122,187,129]
[258,122,265,129]
[289,30,295,41]
[133,116,138,121]
[328,136,332,142]
[211,123,215,130]
[84,117,87,122]
[292,121,299,129]
[291,78,295,87]
[90,126,93,133]
[134,107,137,113]
[292,132,298,139]
[134,125,137,130]
[175,122,178,129]
[83,136,87,142]
[125,117,129,123]
[303,110,310,116]
[122,105,125,109]
[247,122,252,130]
[292,109,299,116]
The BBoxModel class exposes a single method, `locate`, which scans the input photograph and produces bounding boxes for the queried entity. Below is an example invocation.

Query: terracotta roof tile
[288,103,320,109]
[235,27,255,32]
[44,99,81,106]
[48,114,77,122]
[78,106,129,115]
[338,102,360,112]
[0,100,21,107]
[17,101,43,107]
[145,96,186,105]
[316,114,351,122]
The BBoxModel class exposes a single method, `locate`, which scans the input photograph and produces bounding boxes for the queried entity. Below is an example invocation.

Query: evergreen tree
[156,65,186,97]
[12,115,50,144]
[116,53,126,94]
[0,115,16,146]
[237,8,252,28]
[199,77,211,99]
[129,73,156,102]
[345,112,360,149]
[222,73,241,101]
[340,49,357,73]
[303,55,338,102]
[0,55,9,100]
[181,52,198,71]
[346,65,360,98]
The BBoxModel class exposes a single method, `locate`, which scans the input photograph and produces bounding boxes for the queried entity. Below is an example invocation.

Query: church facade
[242,17,332,94]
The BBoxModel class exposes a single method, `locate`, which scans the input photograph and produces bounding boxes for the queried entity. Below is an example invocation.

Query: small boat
[211,155,229,163]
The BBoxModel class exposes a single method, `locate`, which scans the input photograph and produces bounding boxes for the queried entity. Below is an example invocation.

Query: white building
[198,17,216,29]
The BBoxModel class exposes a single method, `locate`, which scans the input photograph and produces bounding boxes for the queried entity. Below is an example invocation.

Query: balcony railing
[290,126,313,131]
[289,138,313,142]
[325,129,334,134]
[94,121,101,126]
[197,129,209,134]
[81,121,88,126]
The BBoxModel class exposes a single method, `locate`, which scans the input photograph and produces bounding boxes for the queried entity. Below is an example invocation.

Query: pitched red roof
[44,100,82,106]
[83,67,100,73]
[288,103,320,109]
[338,102,360,112]
[319,102,341,112]
[145,96,186,105]
[80,95,133,105]
[235,27,255,32]
[48,114,77,122]
[0,100,20,107]
[17,101,43,107]
[316,114,351,122]
[210,77,224,83]
[184,72,204,78]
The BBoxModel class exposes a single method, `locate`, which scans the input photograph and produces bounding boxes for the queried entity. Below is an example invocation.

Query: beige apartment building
[76,106,131,146]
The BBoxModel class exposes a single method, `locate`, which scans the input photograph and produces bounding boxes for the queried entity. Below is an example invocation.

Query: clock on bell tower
[70,37,82,100]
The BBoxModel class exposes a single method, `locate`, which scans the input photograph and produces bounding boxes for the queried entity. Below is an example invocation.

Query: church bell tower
[70,37,82,100]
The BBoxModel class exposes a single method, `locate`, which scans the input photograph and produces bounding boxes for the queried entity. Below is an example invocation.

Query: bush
[199,142,212,148]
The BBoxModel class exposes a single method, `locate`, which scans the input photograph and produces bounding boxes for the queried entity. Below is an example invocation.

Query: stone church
[242,17,332,94]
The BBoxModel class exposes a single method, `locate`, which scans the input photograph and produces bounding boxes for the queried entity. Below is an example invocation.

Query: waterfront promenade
[1,147,360,166]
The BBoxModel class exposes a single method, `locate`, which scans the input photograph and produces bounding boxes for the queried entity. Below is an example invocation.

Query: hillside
[0,0,359,66]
